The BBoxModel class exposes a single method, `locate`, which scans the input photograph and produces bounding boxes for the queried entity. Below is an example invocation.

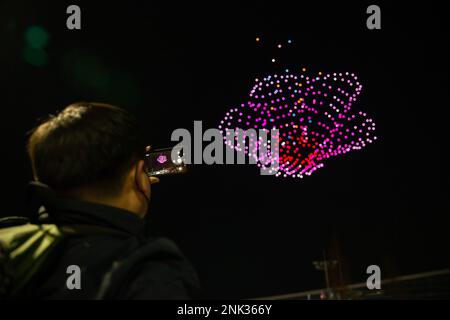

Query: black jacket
[12,184,200,300]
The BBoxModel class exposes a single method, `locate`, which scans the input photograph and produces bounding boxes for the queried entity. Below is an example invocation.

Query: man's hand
[149,176,159,184]
[146,146,160,185]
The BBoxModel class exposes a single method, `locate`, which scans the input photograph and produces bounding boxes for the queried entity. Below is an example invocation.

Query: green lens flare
[25,26,50,49]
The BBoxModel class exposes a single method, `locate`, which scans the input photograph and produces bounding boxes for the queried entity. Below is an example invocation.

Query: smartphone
[145,147,187,176]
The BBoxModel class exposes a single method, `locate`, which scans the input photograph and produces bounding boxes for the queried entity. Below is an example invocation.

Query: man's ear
[134,160,150,196]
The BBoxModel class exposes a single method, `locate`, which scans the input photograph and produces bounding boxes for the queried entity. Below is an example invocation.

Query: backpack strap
[0,217,30,229]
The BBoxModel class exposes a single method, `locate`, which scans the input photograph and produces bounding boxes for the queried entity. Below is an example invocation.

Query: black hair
[27,102,146,196]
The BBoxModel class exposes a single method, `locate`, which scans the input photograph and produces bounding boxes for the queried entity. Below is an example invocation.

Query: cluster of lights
[218,69,377,178]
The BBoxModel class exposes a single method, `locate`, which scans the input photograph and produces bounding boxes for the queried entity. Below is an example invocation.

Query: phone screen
[145,147,186,176]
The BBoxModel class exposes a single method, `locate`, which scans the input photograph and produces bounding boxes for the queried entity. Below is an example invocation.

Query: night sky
[0,1,448,298]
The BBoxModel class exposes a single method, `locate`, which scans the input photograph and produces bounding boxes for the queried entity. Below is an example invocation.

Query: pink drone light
[218,69,377,178]
[156,155,168,164]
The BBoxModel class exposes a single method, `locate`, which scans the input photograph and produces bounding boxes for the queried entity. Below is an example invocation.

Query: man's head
[27,102,156,218]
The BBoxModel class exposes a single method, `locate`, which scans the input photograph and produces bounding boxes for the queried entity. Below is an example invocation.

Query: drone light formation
[218,69,377,178]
